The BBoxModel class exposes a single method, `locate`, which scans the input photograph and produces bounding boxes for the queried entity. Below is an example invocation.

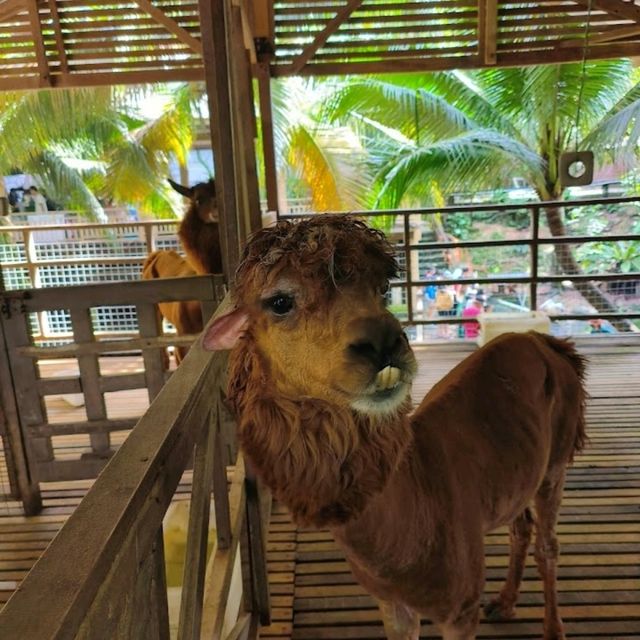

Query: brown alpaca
[203,216,587,640]
[169,178,222,274]
[141,250,203,364]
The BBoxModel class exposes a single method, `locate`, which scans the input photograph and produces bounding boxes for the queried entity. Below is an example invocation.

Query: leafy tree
[0,84,199,219]
[270,78,370,211]
[324,61,640,325]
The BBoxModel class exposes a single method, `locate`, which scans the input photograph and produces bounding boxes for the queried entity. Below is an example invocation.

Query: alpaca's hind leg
[378,599,420,640]
[484,508,534,621]
[439,598,481,640]
[534,475,567,640]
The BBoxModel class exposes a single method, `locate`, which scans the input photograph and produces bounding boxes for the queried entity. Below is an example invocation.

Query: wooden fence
[0,300,271,637]
[0,275,225,514]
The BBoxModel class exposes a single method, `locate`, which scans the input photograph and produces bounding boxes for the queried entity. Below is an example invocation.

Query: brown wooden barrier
[0,295,271,638]
[0,275,225,513]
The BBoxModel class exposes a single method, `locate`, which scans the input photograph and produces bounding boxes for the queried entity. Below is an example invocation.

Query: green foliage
[577,240,640,273]
[0,83,200,219]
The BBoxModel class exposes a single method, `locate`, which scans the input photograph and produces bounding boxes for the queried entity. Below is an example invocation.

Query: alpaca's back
[410,331,586,531]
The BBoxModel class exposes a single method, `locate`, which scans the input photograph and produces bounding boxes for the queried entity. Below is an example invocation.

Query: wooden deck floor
[260,340,640,639]
[1,340,639,638]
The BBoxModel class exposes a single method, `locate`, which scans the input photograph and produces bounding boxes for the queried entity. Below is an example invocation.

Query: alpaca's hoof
[483,598,515,622]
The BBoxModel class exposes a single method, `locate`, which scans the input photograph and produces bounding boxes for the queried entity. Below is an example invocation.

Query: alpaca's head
[205,215,417,418]
[168,178,218,224]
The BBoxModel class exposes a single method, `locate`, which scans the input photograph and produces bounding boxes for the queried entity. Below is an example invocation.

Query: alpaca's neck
[178,212,221,274]
[228,342,412,527]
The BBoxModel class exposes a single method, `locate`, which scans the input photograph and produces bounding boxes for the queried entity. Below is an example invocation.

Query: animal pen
[0,0,639,638]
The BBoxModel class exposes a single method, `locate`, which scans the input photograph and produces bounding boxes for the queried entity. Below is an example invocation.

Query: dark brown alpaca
[169,178,222,275]
[141,250,202,364]
[203,216,587,640]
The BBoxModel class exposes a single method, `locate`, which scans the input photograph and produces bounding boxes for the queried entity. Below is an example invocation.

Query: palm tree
[269,77,371,211]
[323,61,640,326]
[0,84,199,220]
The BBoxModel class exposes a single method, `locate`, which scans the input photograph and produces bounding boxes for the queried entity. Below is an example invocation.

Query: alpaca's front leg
[378,599,420,640]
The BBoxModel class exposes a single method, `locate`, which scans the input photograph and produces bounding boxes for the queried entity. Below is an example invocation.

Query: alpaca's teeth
[376,365,401,391]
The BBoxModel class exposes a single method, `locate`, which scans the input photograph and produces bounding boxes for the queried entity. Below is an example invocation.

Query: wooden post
[0,303,42,513]
[2,294,53,468]
[244,466,271,625]
[198,0,241,277]
[136,302,169,402]
[178,408,216,639]
[256,62,279,215]
[229,3,262,236]
[70,308,111,454]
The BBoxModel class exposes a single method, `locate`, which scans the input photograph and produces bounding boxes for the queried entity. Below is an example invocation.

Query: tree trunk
[544,205,632,332]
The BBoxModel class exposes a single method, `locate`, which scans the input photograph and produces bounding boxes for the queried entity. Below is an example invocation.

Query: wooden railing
[0,275,226,515]
[0,297,271,639]
[0,219,180,288]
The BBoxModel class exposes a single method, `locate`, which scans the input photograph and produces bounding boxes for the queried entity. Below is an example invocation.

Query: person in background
[462,295,485,339]
[589,318,615,334]
[435,286,455,338]
[423,266,438,318]
[28,186,48,213]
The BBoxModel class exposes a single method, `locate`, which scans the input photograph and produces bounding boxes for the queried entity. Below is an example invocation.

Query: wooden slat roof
[0,0,205,90]
[2,0,640,90]
[267,0,640,76]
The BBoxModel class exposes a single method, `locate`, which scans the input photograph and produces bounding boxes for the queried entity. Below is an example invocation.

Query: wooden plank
[136,302,167,402]
[26,0,50,86]
[480,0,498,65]
[0,0,27,22]
[199,0,241,277]
[0,308,41,514]
[46,0,69,74]
[201,457,247,638]
[573,0,640,23]
[177,406,216,639]
[69,307,110,455]
[284,0,364,75]
[6,276,222,313]
[132,0,203,54]
[256,61,279,213]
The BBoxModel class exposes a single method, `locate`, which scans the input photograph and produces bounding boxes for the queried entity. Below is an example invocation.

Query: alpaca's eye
[264,294,295,316]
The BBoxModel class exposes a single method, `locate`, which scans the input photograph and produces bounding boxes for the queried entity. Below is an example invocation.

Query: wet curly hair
[232,215,399,303]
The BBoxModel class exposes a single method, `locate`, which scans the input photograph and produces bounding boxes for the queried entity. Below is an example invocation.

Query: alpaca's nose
[346,316,407,370]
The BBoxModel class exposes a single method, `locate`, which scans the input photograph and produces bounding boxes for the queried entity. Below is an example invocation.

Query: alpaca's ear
[203,308,248,351]
[167,178,192,198]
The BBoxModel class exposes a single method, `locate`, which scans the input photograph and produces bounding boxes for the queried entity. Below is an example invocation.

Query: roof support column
[198,0,240,278]
[256,62,279,214]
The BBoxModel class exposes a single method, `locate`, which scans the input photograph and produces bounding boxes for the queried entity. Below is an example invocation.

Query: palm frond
[373,130,543,209]
[27,150,106,221]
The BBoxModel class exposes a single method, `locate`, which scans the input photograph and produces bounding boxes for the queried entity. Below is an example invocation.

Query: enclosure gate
[0,276,226,514]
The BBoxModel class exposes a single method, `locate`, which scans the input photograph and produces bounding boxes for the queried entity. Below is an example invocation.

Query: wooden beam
[47,0,69,76]
[478,0,498,65]
[285,0,364,75]
[269,40,640,77]
[236,0,257,64]
[230,3,262,236]
[26,0,50,86]
[0,0,26,22]
[560,23,640,47]
[572,0,640,23]
[133,0,203,54]
[199,0,241,277]
[252,0,273,41]
[256,62,279,214]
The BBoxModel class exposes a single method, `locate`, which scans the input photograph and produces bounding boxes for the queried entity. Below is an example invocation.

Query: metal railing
[283,195,640,336]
